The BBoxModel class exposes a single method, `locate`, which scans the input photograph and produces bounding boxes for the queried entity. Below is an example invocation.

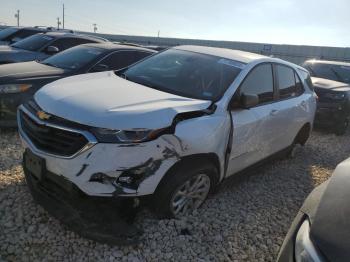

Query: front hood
[35,71,212,130]
[0,61,65,82]
[312,77,350,92]
[0,41,9,46]
[308,157,350,261]
[0,45,36,63]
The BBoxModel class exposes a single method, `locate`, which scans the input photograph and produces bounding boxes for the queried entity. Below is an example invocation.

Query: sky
[0,0,349,47]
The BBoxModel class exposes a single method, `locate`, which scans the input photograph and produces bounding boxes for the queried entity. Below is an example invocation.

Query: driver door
[227,63,278,176]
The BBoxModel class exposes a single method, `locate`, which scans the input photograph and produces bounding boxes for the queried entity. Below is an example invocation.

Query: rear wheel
[153,162,218,218]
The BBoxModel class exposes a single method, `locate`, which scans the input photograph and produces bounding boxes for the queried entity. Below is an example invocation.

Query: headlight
[295,219,325,262]
[0,84,32,94]
[91,127,171,143]
[323,92,346,100]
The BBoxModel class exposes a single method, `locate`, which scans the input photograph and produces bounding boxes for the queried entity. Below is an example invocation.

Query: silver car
[18,45,317,219]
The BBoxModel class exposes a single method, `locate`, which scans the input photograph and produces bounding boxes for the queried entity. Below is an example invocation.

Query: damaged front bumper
[23,150,143,245]
[18,105,183,197]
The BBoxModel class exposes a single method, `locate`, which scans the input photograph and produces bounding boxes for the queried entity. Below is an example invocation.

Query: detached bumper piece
[23,152,142,245]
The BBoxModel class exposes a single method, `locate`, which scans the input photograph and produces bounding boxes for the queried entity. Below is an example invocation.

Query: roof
[304,59,350,67]
[42,32,106,42]
[82,42,157,53]
[174,45,267,63]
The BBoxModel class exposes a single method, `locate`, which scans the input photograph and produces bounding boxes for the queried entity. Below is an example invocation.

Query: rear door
[271,64,307,150]
[227,63,279,175]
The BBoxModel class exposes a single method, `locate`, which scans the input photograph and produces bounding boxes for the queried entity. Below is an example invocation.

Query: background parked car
[0,43,156,127]
[312,77,350,135]
[277,157,350,262]
[0,32,106,65]
[0,26,73,46]
[303,59,350,84]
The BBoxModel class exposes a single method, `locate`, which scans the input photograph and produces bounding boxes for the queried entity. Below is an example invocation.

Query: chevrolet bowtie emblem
[36,111,51,120]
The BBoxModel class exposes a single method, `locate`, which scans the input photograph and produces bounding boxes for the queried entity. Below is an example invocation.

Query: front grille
[19,110,89,157]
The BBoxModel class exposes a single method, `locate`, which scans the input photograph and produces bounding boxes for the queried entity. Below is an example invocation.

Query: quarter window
[240,64,274,104]
[297,69,314,91]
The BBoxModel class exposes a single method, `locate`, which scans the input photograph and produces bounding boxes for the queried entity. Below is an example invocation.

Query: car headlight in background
[0,84,32,94]
[91,127,171,143]
[295,219,325,262]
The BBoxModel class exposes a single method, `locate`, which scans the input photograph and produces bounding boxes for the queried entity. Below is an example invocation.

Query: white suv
[18,46,316,218]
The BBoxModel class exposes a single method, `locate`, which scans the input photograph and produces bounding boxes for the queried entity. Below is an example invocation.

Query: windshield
[306,63,350,84]
[0,28,19,40]
[123,49,243,101]
[11,34,53,51]
[41,46,104,70]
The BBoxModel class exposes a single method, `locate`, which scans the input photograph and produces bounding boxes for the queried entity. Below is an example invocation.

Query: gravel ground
[1,128,350,262]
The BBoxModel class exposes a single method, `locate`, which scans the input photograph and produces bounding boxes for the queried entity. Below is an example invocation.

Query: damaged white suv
[18,46,316,218]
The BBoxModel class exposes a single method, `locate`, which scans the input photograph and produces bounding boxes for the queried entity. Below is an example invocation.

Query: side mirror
[240,93,259,109]
[46,46,59,54]
[91,64,109,72]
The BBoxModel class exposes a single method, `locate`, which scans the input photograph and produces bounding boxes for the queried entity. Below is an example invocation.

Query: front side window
[123,49,243,101]
[41,46,104,70]
[11,34,54,51]
[240,64,274,104]
[276,65,298,99]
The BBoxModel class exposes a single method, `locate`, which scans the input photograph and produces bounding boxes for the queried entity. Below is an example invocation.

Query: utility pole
[93,23,97,33]
[57,17,61,29]
[62,4,65,29]
[14,10,20,26]
[157,30,160,38]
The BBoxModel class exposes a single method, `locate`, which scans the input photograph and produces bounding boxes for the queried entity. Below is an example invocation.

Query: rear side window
[294,72,304,95]
[276,65,300,99]
[240,64,274,104]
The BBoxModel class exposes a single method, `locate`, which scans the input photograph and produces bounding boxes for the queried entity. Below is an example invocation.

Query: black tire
[152,161,219,219]
[334,119,349,136]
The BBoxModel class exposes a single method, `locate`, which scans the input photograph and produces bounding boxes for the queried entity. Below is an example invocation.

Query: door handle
[270,109,278,116]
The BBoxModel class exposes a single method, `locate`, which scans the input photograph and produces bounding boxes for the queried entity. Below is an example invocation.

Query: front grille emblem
[36,111,51,120]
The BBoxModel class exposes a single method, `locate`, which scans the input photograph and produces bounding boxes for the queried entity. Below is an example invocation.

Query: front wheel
[153,162,218,219]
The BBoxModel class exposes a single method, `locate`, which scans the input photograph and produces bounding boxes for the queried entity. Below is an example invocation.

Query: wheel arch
[154,153,221,194]
[294,122,311,145]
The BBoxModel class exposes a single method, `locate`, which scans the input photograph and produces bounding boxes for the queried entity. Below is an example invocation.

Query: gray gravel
[1,128,350,261]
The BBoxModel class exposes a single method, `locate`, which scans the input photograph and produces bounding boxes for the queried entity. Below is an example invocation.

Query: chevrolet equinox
[18,45,316,218]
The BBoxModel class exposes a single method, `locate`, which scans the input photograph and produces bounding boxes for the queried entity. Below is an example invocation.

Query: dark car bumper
[23,150,142,245]
[314,101,350,127]
[0,92,33,127]
[276,211,306,262]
